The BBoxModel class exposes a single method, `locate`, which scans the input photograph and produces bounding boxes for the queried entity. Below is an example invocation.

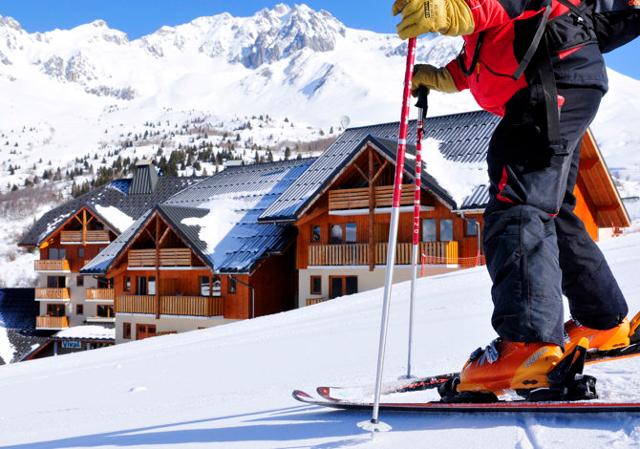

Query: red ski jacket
[446,0,608,116]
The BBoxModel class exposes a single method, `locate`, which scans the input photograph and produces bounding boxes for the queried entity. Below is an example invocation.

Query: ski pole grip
[415,87,429,119]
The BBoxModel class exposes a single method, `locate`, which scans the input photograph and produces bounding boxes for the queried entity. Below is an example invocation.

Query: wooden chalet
[257,111,631,307]
[19,161,201,336]
[81,159,314,342]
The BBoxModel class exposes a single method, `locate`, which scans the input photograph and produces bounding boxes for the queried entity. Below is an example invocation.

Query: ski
[317,341,640,401]
[292,389,640,413]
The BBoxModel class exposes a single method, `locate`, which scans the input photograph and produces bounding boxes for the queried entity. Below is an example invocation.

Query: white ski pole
[358,36,417,433]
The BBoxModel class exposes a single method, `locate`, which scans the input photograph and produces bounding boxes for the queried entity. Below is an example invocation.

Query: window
[345,223,357,243]
[123,322,131,339]
[200,276,211,296]
[136,324,156,340]
[46,303,65,317]
[124,276,131,293]
[312,225,321,242]
[228,277,237,294]
[76,304,84,315]
[422,219,437,242]
[440,219,453,242]
[97,305,114,318]
[466,219,479,237]
[329,276,358,299]
[97,277,112,289]
[48,248,66,260]
[135,276,156,295]
[310,276,322,295]
[212,276,222,297]
[148,276,156,295]
[78,247,85,259]
[136,277,148,295]
[47,276,66,288]
[329,224,343,244]
[76,276,84,287]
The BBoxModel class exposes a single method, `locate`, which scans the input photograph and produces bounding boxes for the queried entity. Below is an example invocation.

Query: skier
[392,0,639,398]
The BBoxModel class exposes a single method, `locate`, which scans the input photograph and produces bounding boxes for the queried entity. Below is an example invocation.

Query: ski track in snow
[0,235,638,447]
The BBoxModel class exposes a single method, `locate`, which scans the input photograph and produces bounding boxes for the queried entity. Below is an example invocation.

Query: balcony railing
[36,316,69,330]
[306,298,330,306]
[35,288,70,301]
[86,316,116,323]
[308,241,459,266]
[128,248,192,268]
[328,185,414,211]
[34,259,70,272]
[85,288,115,301]
[115,295,224,317]
[161,296,224,316]
[60,230,111,244]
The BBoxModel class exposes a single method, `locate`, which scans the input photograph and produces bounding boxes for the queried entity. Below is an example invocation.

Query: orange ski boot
[454,339,563,396]
[564,311,640,353]
[439,338,597,402]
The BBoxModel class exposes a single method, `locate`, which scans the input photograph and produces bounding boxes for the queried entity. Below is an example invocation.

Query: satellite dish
[339,115,351,130]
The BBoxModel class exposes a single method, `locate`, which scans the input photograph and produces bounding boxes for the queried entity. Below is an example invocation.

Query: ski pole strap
[512,5,553,81]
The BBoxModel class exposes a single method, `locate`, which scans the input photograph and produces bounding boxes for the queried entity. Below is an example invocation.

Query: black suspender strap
[537,36,563,149]
[512,5,553,80]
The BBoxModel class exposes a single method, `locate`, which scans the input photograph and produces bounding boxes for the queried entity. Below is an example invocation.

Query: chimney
[130,160,159,194]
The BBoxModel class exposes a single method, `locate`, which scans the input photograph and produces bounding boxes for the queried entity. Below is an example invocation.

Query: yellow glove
[412,64,459,94]
[392,0,475,39]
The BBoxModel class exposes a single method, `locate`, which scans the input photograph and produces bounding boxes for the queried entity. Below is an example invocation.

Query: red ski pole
[358,37,417,433]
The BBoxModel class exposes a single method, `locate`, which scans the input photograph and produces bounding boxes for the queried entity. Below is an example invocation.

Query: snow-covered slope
[0,233,639,447]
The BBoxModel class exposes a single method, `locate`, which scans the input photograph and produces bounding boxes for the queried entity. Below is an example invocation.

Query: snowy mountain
[0,3,638,288]
[0,232,639,447]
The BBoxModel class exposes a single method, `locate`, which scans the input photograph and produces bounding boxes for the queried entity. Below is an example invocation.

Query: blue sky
[1,0,638,79]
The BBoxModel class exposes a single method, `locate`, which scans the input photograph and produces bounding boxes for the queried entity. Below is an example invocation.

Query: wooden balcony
[116,295,156,314]
[308,241,459,266]
[115,295,224,317]
[161,296,224,317]
[35,288,70,301]
[328,185,414,211]
[128,248,192,268]
[60,230,110,244]
[85,288,115,301]
[34,259,70,272]
[36,316,69,330]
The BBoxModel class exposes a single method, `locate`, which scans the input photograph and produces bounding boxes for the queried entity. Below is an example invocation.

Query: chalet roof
[0,288,49,365]
[19,174,204,247]
[82,158,316,275]
[260,110,499,222]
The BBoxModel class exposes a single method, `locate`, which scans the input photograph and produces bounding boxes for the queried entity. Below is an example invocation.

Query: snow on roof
[81,210,152,274]
[54,326,115,341]
[180,193,265,255]
[20,176,203,247]
[163,159,315,273]
[81,159,316,275]
[93,204,135,233]
[0,326,16,364]
[260,111,499,221]
[421,137,488,207]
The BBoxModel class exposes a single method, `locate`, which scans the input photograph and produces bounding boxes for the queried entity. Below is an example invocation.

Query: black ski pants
[484,86,628,346]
